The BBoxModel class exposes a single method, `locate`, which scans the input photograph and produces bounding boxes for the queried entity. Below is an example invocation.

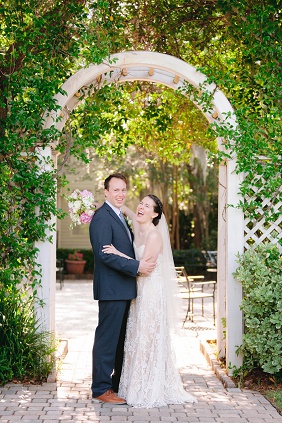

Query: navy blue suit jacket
[89,202,138,300]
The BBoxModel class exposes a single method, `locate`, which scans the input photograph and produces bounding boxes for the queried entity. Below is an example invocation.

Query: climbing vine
[0,0,115,383]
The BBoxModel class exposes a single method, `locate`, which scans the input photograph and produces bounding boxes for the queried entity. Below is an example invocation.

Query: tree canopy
[1,0,281,281]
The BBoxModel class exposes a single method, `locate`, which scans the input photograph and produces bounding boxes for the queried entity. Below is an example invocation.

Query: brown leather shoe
[92,389,126,404]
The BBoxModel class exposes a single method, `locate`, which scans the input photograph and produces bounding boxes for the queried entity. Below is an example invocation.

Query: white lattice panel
[244,176,282,252]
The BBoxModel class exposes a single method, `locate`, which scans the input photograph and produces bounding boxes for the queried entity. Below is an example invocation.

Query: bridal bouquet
[66,189,96,227]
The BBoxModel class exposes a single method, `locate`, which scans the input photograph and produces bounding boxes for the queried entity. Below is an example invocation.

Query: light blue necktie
[119,211,131,240]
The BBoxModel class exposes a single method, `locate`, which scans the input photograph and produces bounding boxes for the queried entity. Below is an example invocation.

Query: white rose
[83,197,94,207]
[72,200,82,213]
[70,191,78,199]
[85,208,95,216]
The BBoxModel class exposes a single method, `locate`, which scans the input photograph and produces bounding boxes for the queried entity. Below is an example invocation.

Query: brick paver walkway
[0,280,281,422]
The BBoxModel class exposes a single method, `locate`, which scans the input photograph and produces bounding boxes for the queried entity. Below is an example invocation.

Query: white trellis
[41,51,247,372]
[244,176,282,251]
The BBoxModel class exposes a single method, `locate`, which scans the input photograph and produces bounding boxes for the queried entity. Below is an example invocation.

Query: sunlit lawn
[266,390,282,414]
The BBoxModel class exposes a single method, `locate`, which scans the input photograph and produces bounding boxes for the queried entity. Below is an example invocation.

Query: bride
[102,194,197,408]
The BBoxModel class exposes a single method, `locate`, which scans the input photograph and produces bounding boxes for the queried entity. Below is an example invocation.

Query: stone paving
[0,280,281,423]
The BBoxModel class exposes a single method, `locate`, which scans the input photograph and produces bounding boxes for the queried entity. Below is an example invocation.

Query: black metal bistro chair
[56,258,64,290]
[175,266,216,326]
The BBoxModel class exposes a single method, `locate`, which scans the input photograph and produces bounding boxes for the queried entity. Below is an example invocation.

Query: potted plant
[65,250,87,274]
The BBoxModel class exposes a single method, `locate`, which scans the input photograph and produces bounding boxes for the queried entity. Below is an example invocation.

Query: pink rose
[80,212,93,224]
[80,190,93,198]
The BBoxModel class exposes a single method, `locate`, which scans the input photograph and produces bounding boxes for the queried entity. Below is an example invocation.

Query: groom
[89,173,155,404]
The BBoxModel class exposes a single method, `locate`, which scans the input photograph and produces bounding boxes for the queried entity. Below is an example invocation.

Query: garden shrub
[0,285,56,385]
[234,243,282,377]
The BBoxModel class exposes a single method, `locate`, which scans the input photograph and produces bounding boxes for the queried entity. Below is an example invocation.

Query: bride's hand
[102,244,119,255]
[102,244,131,259]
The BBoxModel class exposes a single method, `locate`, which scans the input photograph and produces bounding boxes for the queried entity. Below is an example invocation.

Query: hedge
[56,248,208,275]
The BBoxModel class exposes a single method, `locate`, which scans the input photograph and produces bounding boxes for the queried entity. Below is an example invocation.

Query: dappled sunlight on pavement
[0,280,281,422]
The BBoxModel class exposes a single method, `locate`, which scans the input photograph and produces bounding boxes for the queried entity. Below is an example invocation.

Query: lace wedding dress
[118,244,197,408]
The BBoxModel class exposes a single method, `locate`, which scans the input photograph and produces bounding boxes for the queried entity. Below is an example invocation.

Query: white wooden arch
[40,51,244,372]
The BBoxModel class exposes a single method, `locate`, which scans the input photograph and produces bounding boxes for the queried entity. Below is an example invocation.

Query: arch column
[217,157,244,371]
[225,158,244,369]
[35,146,57,334]
[217,163,227,359]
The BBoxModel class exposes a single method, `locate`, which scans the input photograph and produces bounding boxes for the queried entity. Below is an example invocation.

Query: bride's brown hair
[147,194,163,226]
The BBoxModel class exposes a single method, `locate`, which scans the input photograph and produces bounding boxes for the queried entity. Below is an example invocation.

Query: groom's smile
[104,177,127,209]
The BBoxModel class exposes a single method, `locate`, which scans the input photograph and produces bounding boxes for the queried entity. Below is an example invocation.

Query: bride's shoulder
[147,227,162,244]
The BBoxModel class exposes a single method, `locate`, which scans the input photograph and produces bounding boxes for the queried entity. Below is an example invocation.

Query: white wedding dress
[118,244,197,408]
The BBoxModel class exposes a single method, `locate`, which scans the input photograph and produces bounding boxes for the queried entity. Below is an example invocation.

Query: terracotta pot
[65,259,86,275]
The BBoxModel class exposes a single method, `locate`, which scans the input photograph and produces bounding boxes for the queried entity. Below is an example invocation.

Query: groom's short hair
[104,173,127,190]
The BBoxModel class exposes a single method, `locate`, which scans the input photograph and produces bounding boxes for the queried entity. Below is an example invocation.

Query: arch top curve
[44,50,236,141]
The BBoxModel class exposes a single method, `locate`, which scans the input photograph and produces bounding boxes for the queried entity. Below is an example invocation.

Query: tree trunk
[188,146,210,249]
[171,165,180,249]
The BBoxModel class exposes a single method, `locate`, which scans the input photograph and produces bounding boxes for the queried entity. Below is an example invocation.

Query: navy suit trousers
[91,299,130,397]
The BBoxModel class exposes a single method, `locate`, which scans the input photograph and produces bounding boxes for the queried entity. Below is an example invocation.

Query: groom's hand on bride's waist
[138,257,156,276]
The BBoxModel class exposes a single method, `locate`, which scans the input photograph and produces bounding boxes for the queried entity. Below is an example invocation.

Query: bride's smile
[136,197,158,223]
